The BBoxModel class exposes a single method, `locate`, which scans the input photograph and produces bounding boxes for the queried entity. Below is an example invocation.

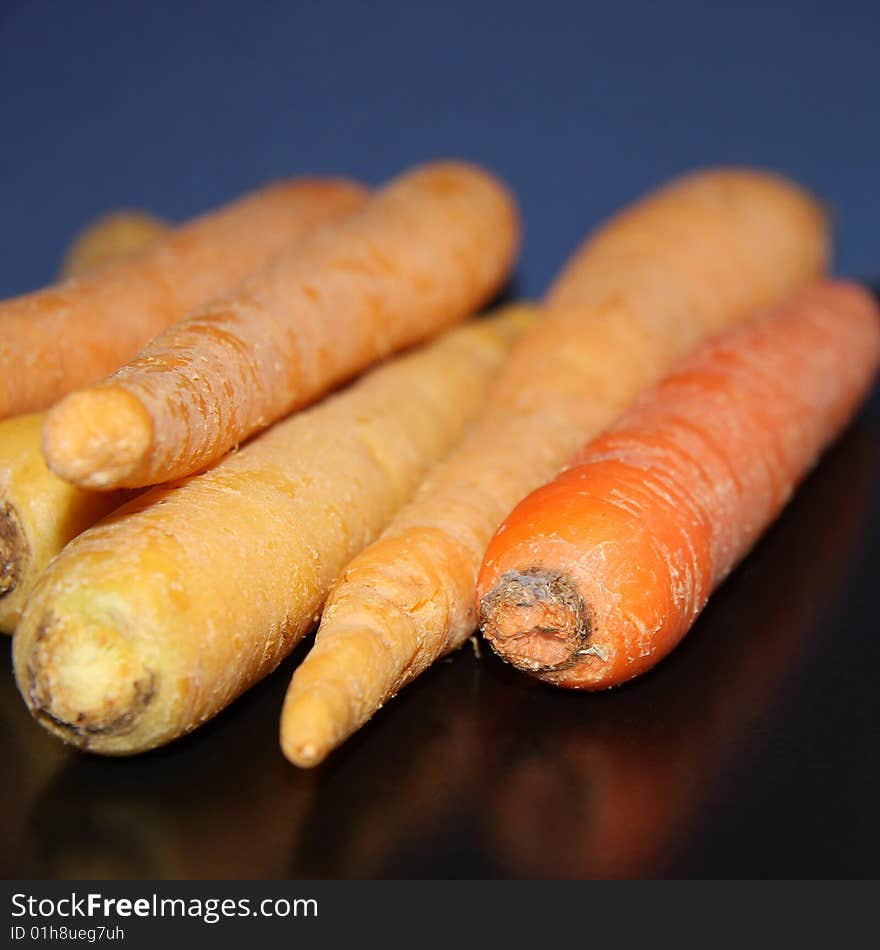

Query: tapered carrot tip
[43,387,153,489]
[480,569,594,673]
[280,689,341,768]
[25,617,154,739]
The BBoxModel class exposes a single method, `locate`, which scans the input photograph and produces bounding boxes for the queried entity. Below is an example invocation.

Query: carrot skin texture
[43,161,520,489]
[0,178,368,417]
[279,167,829,767]
[13,306,535,754]
[478,281,880,688]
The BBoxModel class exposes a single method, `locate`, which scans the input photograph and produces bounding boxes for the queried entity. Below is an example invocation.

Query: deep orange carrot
[478,281,880,688]
[42,161,520,489]
[0,178,368,417]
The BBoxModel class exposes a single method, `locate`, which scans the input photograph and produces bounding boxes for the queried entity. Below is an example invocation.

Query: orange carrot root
[0,178,367,417]
[478,281,880,688]
[42,161,520,490]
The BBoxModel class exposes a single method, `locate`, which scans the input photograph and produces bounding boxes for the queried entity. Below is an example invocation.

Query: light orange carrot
[59,211,169,278]
[13,306,534,754]
[0,178,367,417]
[279,167,828,767]
[42,161,520,490]
[478,281,880,687]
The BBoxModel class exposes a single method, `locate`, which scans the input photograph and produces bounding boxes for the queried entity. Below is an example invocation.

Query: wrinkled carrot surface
[280,167,828,767]
[0,177,367,416]
[478,281,880,687]
[13,306,534,754]
[43,161,520,490]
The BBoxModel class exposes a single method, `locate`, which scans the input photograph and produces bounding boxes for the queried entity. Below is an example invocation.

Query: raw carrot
[13,305,535,754]
[42,161,520,490]
[0,177,367,416]
[59,210,169,278]
[1,210,173,633]
[478,281,880,687]
[279,167,828,767]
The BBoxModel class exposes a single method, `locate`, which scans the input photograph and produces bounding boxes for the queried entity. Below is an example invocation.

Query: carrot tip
[480,568,592,673]
[280,691,337,768]
[42,387,153,489]
[282,733,328,769]
[295,743,320,766]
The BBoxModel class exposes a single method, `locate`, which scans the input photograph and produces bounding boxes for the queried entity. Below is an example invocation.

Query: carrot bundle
[42,161,520,490]
[13,305,535,754]
[478,281,880,687]
[2,210,172,634]
[0,177,367,417]
[279,167,828,767]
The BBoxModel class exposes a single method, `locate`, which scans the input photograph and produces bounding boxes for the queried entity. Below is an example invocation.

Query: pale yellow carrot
[13,305,535,754]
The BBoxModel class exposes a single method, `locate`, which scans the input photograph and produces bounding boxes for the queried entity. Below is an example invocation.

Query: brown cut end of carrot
[480,568,592,672]
[42,387,153,489]
[26,614,155,745]
[0,501,27,597]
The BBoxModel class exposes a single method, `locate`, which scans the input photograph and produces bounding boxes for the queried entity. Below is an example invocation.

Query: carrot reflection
[27,663,316,879]
[0,642,71,878]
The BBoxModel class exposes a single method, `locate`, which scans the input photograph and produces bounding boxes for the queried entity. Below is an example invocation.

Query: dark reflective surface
[3,403,880,879]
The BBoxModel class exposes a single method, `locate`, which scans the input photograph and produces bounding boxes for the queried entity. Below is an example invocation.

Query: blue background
[1,0,877,299]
